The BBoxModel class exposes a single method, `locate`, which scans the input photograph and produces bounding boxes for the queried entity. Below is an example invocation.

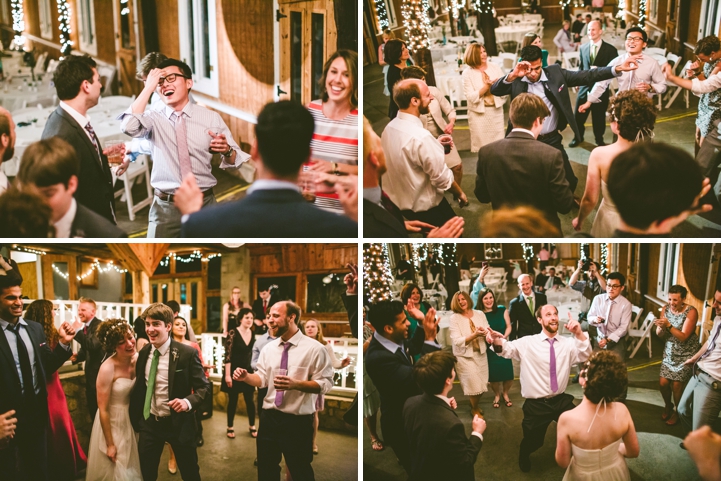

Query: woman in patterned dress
[655,285,700,425]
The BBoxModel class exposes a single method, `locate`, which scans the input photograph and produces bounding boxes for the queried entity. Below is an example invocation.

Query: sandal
[492,400,500,408]
[249,427,258,438]
[666,412,679,426]
[227,428,235,439]
[313,445,319,455]
[503,395,513,407]
[371,438,385,451]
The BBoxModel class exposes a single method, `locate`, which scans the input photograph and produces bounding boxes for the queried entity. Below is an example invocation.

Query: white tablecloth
[495,25,536,44]
[430,44,460,63]
[0,75,56,113]
[546,287,583,306]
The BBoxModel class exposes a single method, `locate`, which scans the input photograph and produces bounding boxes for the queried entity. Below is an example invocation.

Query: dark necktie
[700,323,721,361]
[381,190,405,226]
[84,122,100,157]
[274,342,292,407]
[9,323,35,399]
[547,338,558,393]
[263,300,268,315]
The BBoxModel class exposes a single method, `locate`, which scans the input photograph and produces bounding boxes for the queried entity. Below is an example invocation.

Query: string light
[12,245,46,255]
[401,0,431,52]
[521,243,534,262]
[52,263,69,279]
[374,0,390,31]
[475,0,493,14]
[580,243,589,261]
[363,243,394,303]
[57,0,73,55]
[442,244,457,267]
[11,0,25,48]
[600,244,609,275]
[77,260,127,281]
[638,0,646,27]
[410,243,427,270]
[159,251,222,267]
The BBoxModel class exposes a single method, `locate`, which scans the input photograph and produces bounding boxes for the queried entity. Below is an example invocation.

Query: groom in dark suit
[509,274,548,340]
[0,258,76,481]
[72,297,104,420]
[42,54,119,224]
[130,303,210,481]
[491,45,640,193]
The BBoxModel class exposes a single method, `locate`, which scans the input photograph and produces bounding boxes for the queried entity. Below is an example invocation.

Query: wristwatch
[222,147,233,157]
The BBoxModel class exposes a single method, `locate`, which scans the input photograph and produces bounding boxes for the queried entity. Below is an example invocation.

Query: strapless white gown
[590,181,621,238]
[85,378,142,481]
[561,439,631,481]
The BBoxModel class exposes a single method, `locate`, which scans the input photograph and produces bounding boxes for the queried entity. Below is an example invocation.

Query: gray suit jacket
[41,106,116,223]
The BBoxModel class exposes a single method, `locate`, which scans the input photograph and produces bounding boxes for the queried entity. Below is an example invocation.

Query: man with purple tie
[233,300,333,481]
[486,304,591,473]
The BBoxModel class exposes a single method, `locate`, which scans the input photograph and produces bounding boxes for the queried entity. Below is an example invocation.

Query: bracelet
[332,162,340,175]
[222,147,233,157]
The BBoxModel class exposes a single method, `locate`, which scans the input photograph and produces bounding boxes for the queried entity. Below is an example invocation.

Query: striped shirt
[308,100,358,165]
[120,101,250,193]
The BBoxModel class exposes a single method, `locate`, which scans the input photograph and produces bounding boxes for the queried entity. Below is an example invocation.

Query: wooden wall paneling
[283,244,306,272]
[94,0,116,64]
[678,243,713,323]
[24,0,40,38]
[16,261,39,300]
[156,0,180,58]
[645,244,661,297]
[618,244,629,278]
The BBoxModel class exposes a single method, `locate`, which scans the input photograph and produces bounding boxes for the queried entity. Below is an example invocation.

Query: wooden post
[133,271,150,305]
[479,10,498,56]
[335,0,358,51]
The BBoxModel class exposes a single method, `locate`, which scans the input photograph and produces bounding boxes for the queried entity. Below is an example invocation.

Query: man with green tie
[129,303,210,481]
[509,274,548,340]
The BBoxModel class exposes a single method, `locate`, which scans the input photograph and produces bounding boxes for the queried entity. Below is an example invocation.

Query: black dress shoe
[519,454,531,472]
[197,436,204,447]
[596,140,607,147]
[569,138,583,148]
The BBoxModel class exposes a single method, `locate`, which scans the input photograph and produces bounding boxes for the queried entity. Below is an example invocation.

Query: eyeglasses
[607,284,623,289]
[625,36,645,43]
[157,73,189,86]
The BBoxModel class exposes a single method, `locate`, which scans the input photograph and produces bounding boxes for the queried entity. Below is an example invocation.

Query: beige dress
[449,310,490,395]
[590,181,621,238]
[421,85,463,168]
[462,63,507,153]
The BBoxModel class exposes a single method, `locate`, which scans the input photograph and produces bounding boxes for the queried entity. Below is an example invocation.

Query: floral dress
[659,305,700,382]
[696,59,721,138]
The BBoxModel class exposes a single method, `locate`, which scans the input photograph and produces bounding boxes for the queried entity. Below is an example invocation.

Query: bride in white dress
[572,90,657,237]
[86,319,142,481]
[556,350,640,481]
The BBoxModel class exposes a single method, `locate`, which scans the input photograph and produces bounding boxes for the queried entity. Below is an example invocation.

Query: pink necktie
[548,338,558,393]
[173,112,193,182]
[274,342,292,407]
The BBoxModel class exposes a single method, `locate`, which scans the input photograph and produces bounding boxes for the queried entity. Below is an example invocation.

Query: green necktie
[590,45,597,64]
[527,296,534,314]
[143,349,160,420]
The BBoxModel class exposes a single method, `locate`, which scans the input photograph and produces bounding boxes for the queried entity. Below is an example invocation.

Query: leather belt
[150,414,171,421]
[537,131,559,142]
[154,188,214,203]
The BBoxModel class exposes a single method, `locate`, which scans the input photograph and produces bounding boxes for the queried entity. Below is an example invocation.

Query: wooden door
[150,276,205,333]
[114,0,141,96]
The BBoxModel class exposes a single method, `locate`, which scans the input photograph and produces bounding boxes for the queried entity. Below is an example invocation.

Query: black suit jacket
[535,274,566,291]
[341,293,358,339]
[71,203,127,238]
[403,393,483,481]
[41,107,116,223]
[0,320,72,426]
[490,64,618,141]
[365,328,440,449]
[252,295,278,321]
[74,317,104,380]
[129,340,211,444]
[577,41,619,100]
[363,198,408,237]
[474,131,573,233]
[181,188,358,238]
[508,291,548,339]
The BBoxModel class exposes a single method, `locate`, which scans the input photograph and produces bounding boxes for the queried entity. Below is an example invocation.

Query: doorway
[113,0,141,96]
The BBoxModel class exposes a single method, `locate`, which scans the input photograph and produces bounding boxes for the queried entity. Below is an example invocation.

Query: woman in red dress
[24,300,87,481]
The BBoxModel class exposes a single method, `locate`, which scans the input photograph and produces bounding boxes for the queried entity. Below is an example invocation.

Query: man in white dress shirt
[233,300,333,481]
[486,304,591,472]
[678,289,721,431]
[381,79,468,230]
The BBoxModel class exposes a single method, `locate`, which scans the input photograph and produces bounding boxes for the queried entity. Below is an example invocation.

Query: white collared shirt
[54,198,77,238]
[255,329,333,415]
[145,337,171,417]
[691,72,721,95]
[246,179,301,195]
[587,52,667,103]
[507,70,559,134]
[589,39,603,62]
[587,293,632,343]
[499,332,591,398]
[510,128,536,138]
[699,316,721,380]
[380,111,454,212]
[59,102,95,144]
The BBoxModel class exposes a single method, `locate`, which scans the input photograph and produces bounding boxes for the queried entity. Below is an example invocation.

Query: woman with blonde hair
[522,32,549,67]
[462,43,506,153]
[448,291,490,417]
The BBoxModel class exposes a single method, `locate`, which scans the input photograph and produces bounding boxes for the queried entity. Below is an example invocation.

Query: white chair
[445,76,468,120]
[664,60,691,109]
[46,59,59,73]
[645,47,667,57]
[498,16,508,26]
[114,154,153,221]
[562,51,581,71]
[33,51,48,74]
[466,16,477,34]
[627,312,655,359]
[97,65,117,97]
[498,52,517,72]
[665,52,680,68]
[629,305,644,331]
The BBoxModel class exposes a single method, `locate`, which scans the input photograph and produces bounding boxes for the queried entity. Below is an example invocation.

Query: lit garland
[474,0,493,14]
[58,0,73,55]
[52,263,69,279]
[159,251,222,267]
[401,0,430,52]
[11,0,25,48]
[521,243,534,262]
[638,0,646,26]
[374,0,390,31]
[580,243,589,261]
[600,243,608,275]
[559,0,572,8]
[442,244,457,267]
[363,243,394,303]
[77,260,127,281]
[410,243,426,270]
[12,245,46,255]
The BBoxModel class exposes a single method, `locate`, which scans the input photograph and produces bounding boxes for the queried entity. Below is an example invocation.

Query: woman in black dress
[222,286,244,337]
[222,307,257,438]
[385,39,410,119]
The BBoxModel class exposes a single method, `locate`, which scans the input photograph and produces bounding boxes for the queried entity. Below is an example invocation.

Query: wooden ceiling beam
[107,244,170,276]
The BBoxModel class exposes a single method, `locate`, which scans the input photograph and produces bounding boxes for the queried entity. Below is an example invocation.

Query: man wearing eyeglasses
[121,58,250,238]
[586,271,632,400]
[577,27,666,122]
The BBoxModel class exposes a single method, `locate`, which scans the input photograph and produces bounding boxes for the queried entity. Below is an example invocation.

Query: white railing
[200,333,358,396]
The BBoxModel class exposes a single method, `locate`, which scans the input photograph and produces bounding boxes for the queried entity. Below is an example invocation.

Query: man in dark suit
[130,303,210,481]
[362,114,464,238]
[176,100,357,238]
[0,258,76,481]
[71,297,104,420]
[475,93,574,234]
[491,45,639,193]
[365,300,441,474]
[403,351,486,481]
[16,137,126,238]
[571,14,585,42]
[535,267,566,292]
[41,54,119,224]
[570,20,619,148]
[252,282,279,331]
[509,274,548,339]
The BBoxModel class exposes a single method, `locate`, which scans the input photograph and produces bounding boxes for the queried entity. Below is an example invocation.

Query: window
[311,13,325,100]
[657,243,679,299]
[381,0,397,30]
[484,244,503,260]
[648,0,659,23]
[38,0,53,40]
[307,273,346,313]
[701,0,721,39]
[77,0,98,56]
[290,11,302,101]
[178,0,219,97]
[119,0,132,49]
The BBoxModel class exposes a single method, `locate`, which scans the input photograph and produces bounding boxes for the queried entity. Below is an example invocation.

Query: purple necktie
[548,338,558,393]
[274,342,292,407]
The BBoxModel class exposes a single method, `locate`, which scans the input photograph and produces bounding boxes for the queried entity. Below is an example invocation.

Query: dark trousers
[227,390,256,427]
[139,416,201,481]
[401,197,457,234]
[257,409,315,481]
[0,397,48,481]
[574,93,609,144]
[539,131,578,193]
[85,373,98,421]
[381,416,411,474]
[520,393,576,460]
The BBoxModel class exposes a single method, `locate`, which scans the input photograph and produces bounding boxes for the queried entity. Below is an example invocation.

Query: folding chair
[664,60,691,109]
[627,312,655,359]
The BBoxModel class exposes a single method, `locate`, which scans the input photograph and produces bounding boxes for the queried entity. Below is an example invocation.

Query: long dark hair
[319,49,358,108]
[475,288,498,313]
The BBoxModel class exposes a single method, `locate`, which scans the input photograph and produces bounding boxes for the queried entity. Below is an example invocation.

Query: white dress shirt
[380,112,454,212]
[587,293,632,343]
[59,102,95,144]
[511,70,559,135]
[699,316,721,381]
[54,198,77,239]
[586,52,667,103]
[691,72,721,95]
[499,332,592,398]
[144,337,191,416]
[0,171,8,195]
[255,329,333,416]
